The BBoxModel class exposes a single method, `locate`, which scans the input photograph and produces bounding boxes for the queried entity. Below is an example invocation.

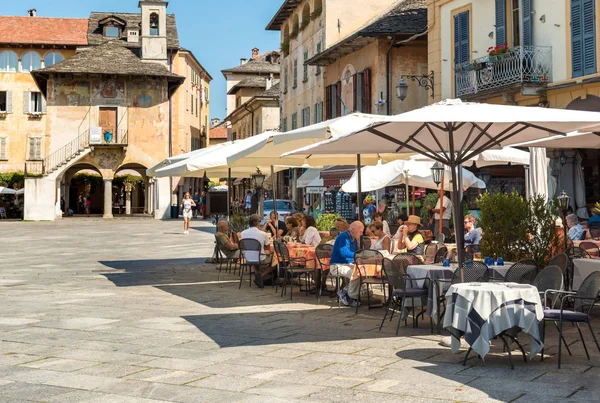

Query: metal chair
[274,240,315,300]
[231,231,240,244]
[503,259,538,284]
[541,271,600,368]
[532,265,564,308]
[442,227,454,243]
[315,243,333,304]
[238,238,269,289]
[578,241,600,258]
[379,258,429,333]
[549,253,569,276]
[565,247,592,290]
[354,249,386,314]
[361,236,372,249]
[424,243,438,263]
[434,233,445,243]
[433,246,448,264]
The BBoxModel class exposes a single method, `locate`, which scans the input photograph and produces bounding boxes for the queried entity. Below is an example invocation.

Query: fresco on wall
[128,79,167,108]
[91,80,126,106]
[47,80,90,106]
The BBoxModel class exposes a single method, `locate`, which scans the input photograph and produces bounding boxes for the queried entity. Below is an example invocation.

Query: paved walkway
[1,219,599,402]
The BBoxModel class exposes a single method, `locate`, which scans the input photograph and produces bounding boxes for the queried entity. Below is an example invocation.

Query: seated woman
[300,214,322,247]
[285,217,301,241]
[372,211,391,237]
[293,212,305,239]
[397,215,425,256]
[369,221,392,253]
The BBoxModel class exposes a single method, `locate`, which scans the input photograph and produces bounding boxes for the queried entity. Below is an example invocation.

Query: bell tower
[139,0,168,67]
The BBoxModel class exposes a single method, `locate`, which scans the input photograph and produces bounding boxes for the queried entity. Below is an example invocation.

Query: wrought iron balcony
[455,46,552,99]
[94,129,128,146]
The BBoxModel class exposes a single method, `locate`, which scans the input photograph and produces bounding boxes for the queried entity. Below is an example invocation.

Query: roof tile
[0,16,89,46]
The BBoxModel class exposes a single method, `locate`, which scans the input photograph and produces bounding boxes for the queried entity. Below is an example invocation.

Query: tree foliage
[0,172,24,189]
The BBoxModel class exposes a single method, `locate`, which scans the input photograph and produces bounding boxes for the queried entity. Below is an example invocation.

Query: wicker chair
[503,259,538,284]
[565,247,592,290]
[541,271,600,368]
[353,249,386,314]
[433,246,448,264]
[435,233,445,243]
[274,240,315,300]
[424,243,438,263]
[315,244,333,304]
[379,258,429,333]
[578,241,600,258]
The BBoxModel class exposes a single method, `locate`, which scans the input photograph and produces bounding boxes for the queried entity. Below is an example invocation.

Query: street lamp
[431,162,444,186]
[252,169,266,189]
[558,190,571,245]
[478,168,493,185]
[396,79,408,102]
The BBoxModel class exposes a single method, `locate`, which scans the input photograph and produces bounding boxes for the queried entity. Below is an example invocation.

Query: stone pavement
[1,218,600,403]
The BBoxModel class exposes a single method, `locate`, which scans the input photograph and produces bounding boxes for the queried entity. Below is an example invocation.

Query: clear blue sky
[2,0,282,120]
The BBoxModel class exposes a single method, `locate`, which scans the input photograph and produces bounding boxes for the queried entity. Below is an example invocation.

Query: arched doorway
[63,164,104,216]
[114,163,149,216]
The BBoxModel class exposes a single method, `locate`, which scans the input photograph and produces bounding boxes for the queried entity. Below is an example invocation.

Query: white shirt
[241,226,269,262]
[301,226,321,247]
[434,195,452,220]
[382,220,391,237]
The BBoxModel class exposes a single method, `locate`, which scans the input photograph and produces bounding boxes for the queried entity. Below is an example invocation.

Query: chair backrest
[548,253,569,274]
[566,246,591,260]
[442,227,453,242]
[394,253,422,267]
[580,230,588,241]
[329,229,340,238]
[504,259,538,284]
[578,241,600,258]
[231,231,240,244]
[575,271,600,312]
[590,228,600,240]
[435,233,445,243]
[532,265,564,295]
[465,244,480,254]
[391,254,412,276]
[382,258,407,290]
[361,236,372,249]
[424,243,438,263]
[354,249,383,278]
[239,238,263,264]
[434,246,448,263]
[315,243,333,270]
[451,261,490,284]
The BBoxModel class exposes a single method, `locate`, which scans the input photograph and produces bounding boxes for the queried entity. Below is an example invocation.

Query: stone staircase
[25,130,91,177]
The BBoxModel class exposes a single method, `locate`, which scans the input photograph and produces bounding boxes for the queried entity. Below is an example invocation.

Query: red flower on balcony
[487,43,509,57]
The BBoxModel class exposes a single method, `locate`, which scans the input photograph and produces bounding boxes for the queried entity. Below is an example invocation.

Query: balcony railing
[94,129,128,146]
[455,46,552,98]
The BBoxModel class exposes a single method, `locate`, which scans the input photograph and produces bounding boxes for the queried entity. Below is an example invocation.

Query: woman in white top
[372,212,391,237]
[370,221,392,253]
[300,215,322,247]
[181,192,196,235]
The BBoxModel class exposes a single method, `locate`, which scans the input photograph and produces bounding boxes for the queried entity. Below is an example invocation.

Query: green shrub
[315,212,340,231]
[420,193,439,225]
[0,172,24,189]
[230,213,250,234]
[525,195,562,268]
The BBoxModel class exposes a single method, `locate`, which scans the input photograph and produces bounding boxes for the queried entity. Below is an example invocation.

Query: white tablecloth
[572,259,600,291]
[443,283,544,360]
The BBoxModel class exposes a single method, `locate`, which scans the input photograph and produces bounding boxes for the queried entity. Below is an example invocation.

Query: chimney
[240,58,247,66]
[252,48,259,59]
[28,8,36,17]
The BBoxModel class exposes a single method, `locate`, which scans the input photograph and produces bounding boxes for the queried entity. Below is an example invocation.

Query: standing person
[84,197,91,217]
[78,193,83,214]
[245,191,252,213]
[192,192,200,219]
[428,191,452,238]
[181,192,196,234]
[200,191,207,219]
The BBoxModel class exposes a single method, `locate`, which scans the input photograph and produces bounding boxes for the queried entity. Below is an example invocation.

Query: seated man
[215,220,239,260]
[262,211,286,239]
[463,214,481,251]
[566,213,584,241]
[241,214,273,287]
[329,221,364,307]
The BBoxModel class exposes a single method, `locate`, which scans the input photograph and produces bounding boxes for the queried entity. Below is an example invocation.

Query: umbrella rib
[399,123,428,152]
[460,124,528,163]
[457,123,478,159]
[367,128,446,164]
[522,122,568,136]
[459,122,494,161]
[428,122,446,131]
[461,122,517,160]
[424,123,451,162]
[454,122,467,131]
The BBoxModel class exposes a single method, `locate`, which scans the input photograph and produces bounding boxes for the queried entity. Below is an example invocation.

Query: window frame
[0,51,18,73]
[44,52,63,68]
[104,26,120,38]
[21,51,41,73]
[28,137,42,160]
[0,137,7,160]
[150,13,160,36]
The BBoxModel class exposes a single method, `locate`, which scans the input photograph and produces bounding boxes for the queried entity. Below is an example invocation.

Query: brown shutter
[352,74,358,112]
[325,85,332,119]
[362,68,371,113]
[336,81,342,117]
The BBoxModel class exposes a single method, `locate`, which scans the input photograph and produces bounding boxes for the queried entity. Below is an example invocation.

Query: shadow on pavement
[98,258,208,286]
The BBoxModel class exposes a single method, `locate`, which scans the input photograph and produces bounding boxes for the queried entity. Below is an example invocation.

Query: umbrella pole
[450,164,465,278]
[271,165,278,237]
[227,168,231,222]
[439,168,444,237]
[357,154,364,246]
[405,174,409,217]
[412,186,416,215]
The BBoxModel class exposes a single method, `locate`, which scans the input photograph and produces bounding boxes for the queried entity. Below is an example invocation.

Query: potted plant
[487,43,509,62]
[290,28,298,39]
[300,19,310,31]
[311,7,322,20]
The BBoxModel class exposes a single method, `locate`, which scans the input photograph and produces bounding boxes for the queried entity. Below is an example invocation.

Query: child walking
[181,192,196,234]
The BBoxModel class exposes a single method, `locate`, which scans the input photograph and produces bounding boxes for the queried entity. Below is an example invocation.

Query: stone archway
[566,95,600,111]
[114,163,150,216]
[61,163,104,216]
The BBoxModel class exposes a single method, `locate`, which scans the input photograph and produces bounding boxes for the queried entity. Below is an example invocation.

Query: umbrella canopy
[528,147,549,201]
[283,99,600,268]
[514,131,600,149]
[297,168,322,188]
[146,141,233,177]
[0,187,16,195]
[410,147,530,167]
[341,161,485,193]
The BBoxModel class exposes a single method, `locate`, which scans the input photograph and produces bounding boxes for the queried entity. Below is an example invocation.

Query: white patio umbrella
[146,141,233,177]
[515,131,600,149]
[410,147,530,167]
[283,99,600,267]
[297,168,323,188]
[528,147,549,202]
[0,187,16,195]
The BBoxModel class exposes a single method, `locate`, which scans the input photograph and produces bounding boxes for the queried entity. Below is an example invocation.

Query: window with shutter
[291,113,297,130]
[336,81,342,116]
[495,0,506,46]
[352,74,358,112]
[325,85,332,119]
[303,51,308,82]
[0,137,6,160]
[281,117,287,132]
[293,59,298,88]
[362,68,371,113]
[284,68,288,93]
[522,0,532,46]
[316,43,322,75]
[0,92,6,112]
[23,91,30,114]
[29,92,42,113]
[572,0,596,78]
[29,137,41,160]
[510,0,520,47]
[454,11,470,96]
[6,91,12,113]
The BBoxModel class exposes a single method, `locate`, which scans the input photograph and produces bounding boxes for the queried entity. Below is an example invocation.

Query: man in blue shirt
[330,221,364,307]
[463,214,481,251]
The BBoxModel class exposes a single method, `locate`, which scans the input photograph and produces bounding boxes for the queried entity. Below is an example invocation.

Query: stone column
[103,179,113,218]
[148,179,154,214]
[64,181,70,213]
[125,188,132,215]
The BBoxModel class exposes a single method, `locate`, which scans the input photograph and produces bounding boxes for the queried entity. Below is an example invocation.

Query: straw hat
[405,215,422,227]
[594,202,600,214]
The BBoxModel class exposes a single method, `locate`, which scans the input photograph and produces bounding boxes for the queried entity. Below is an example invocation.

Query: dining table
[271,242,318,269]
[443,282,544,368]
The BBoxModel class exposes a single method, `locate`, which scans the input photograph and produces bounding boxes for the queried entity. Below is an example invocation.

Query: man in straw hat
[588,202,600,226]
[398,215,425,256]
